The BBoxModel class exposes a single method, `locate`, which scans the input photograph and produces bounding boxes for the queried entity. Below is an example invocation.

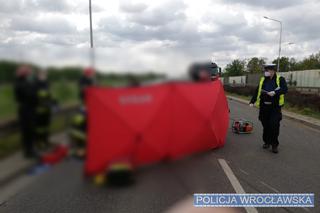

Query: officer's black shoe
[272,146,278,154]
[263,143,270,149]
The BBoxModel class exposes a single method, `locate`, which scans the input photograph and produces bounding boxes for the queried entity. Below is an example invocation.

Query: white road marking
[259,181,280,193]
[239,168,249,176]
[302,207,311,212]
[218,158,258,213]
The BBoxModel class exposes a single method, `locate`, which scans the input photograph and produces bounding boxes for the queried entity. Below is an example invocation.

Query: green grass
[0,84,16,120]
[0,81,78,159]
[0,79,127,159]
[50,81,79,106]
[284,104,320,120]
[98,78,128,87]
[0,82,79,120]
[0,133,20,159]
[227,92,320,120]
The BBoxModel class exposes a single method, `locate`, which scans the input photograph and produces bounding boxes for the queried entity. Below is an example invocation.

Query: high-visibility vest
[255,75,284,108]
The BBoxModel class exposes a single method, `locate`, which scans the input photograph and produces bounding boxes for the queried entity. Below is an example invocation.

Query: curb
[0,132,69,187]
[227,95,320,131]
[0,152,35,187]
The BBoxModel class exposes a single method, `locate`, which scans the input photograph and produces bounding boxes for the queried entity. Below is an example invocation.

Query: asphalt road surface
[1,99,319,213]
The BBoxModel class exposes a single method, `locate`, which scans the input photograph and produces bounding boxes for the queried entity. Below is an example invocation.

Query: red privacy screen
[84,81,229,176]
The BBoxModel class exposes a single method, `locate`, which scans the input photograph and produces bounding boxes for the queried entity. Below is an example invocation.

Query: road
[0,99,319,213]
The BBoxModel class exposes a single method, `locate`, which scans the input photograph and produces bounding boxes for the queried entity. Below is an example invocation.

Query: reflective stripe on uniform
[69,129,86,141]
[38,90,49,98]
[277,76,285,106]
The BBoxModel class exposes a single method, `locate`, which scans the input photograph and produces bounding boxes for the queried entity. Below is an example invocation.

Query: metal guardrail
[0,105,78,137]
[223,83,320,96]
[291,87,320,95]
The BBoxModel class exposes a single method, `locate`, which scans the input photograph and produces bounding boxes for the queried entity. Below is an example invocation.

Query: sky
[0,0,319,76]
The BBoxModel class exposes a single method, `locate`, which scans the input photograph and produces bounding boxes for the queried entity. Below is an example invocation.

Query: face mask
[264,71,271,77]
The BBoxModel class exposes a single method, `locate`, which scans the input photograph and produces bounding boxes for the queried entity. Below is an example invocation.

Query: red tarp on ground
[84,81,229,176]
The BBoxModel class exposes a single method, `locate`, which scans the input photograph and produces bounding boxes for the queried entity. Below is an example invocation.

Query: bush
[286,91,320,112]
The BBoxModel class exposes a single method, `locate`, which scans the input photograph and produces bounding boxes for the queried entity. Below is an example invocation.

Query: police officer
[14,65,37,158]
[249,64,288,153]
[35,70,52,149]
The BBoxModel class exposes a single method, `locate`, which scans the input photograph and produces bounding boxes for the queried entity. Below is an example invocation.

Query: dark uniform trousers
[259,104,282,147]
[18,106,35,156]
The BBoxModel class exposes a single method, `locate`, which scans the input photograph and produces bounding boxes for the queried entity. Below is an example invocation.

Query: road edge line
[218,158,258,213]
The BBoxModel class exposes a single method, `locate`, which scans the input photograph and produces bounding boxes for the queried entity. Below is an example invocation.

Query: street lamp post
[89,0,94,67]
[283,42,294,71]
[264,16,282,72]
[89,0,93,48]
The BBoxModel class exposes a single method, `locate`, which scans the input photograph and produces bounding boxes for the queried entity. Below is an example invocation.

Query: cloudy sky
[0,0,319,75]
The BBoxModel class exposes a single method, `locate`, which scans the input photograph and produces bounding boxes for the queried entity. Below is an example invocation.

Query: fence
[0,105,78,137]
[224,84,320,113]
[222,69,320,95]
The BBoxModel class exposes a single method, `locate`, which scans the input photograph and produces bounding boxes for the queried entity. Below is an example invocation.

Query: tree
[247,57,265,73]
[300,52,320,70]
[224,59,246,76]
[288,57,297,71]
[272,57,290,72]
[0,60,20,83]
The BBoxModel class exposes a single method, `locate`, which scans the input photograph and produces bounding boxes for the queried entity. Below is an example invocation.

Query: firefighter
[69,67,95,158]
[34,70,52,149]
[14,65,37,158]
[79,67,95,102]
[249,64,288,153]
[69,108,87,156]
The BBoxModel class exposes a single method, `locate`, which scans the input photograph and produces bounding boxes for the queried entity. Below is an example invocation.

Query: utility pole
[89,0,94,67]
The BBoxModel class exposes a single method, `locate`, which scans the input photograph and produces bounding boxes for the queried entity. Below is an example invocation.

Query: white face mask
[264,71,271,77]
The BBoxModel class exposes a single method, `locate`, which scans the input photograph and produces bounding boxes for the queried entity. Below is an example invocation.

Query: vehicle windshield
[209,67,219,76]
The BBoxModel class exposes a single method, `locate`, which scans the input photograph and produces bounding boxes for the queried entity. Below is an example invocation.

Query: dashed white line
[302,207,311,212]
[259,181,280,193]
[239,168,249,176]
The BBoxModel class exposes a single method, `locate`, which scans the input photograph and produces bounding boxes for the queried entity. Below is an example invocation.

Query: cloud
[0,0,72,14]
[127,1,187,26]
[223,0,302,9]
[9,15,77,35]
[0,0,319,74]
[0,0,23,14]
[119,1,148,13]
[31,0,72,12]
[276,2,320,41]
